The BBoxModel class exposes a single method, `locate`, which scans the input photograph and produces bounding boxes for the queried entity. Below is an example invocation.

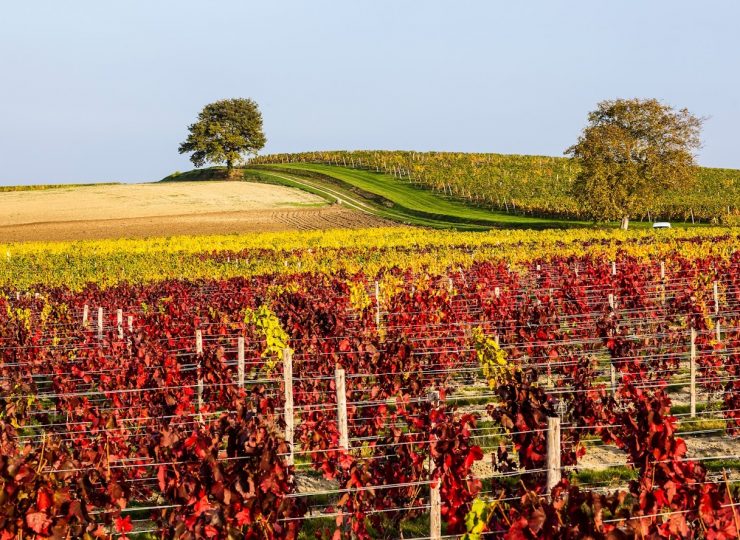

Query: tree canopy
[178,98,266,174]
[565,98,703,229]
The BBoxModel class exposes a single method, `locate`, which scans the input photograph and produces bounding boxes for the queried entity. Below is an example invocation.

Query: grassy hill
[250,151,740,225]
[161,163,714,230]
[162,149,737,230]
[245,164,591,230]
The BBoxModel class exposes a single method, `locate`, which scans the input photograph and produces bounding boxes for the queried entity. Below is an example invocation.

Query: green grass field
[245,163,701,230]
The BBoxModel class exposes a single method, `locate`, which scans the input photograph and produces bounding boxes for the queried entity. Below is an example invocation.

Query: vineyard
[250,151,740,224]
[1,228,740,538]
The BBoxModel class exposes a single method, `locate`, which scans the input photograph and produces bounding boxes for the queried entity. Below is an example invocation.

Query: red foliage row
[0,252,739,537]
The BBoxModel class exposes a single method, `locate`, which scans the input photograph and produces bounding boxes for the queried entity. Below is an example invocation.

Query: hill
[245,164,590,230]
[250,151,740,225]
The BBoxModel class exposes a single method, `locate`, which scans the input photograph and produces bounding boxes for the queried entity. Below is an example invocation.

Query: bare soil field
[0,182,390,241]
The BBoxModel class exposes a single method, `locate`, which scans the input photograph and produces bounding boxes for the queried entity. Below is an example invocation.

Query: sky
[0,1,738,184]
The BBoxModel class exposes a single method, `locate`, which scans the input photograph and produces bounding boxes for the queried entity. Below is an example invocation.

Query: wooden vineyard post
[237,336,245,389]
[546,416,561,496]
[196,330,204,423]
[127,315,133,333]
[428,390,441,540]
[283,348,294,466]
[611,261,617,276]
[430,480,441,540]
[335,366,349,451]
[458,267,466,287]
[610,363,617,396]
[690,327,697,418]
[660,261,666,305]
[97,307,104,340]
[713,281,719,315]
[82,304,89,327]
[608,293,615,311]
[712,282,721,351]
[116,309,123,339]
[196,329,203,353]
[374,280,381,328]
[494,286,500,298]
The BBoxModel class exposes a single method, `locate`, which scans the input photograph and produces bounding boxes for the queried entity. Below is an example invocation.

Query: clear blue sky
[1,1,738,184]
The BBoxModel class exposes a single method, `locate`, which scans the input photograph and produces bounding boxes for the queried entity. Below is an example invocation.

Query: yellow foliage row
[1,226,739,289]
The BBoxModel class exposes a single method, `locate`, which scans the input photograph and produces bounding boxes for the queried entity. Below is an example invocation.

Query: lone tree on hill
[566,98,703,229]
[179,98,266,176]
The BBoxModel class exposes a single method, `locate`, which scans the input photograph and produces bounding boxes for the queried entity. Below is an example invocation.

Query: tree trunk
[620,216,630,230]
[226,159,233,175]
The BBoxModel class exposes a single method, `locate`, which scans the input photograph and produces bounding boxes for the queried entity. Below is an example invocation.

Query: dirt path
[262,171,379,215]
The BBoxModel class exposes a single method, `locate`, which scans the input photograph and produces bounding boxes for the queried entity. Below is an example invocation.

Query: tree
[178,98,266,175]
[565,98,703,229]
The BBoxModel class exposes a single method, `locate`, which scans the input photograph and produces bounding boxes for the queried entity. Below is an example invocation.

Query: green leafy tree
[178,98,266,175]
[566,98,703,229]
